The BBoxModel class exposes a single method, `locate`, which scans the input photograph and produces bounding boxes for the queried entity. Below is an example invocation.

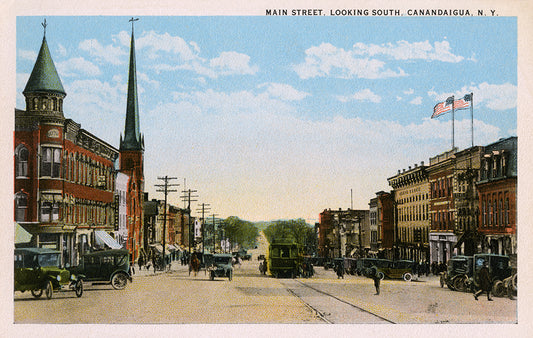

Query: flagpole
[452,96,455,151]
[470,92,474,148]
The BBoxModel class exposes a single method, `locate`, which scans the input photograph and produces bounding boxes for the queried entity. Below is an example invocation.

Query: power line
[155,176,179,269]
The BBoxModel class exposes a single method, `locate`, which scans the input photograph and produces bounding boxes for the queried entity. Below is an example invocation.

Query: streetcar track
[283,279,396,324]
[285,286,333,323]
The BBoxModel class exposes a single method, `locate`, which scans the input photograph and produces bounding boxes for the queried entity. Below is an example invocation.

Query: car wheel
[111,272,128,290]
[511,273,517,291]
[453,275,467,292]
[45,280,53,299]
[378,272,385,280]
[492,280,505,297]
[75,280,83,297]
[403,272,412,282]
[31,288,43,298]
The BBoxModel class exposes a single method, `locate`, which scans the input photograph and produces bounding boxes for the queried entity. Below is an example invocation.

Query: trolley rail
[281,279,395,324]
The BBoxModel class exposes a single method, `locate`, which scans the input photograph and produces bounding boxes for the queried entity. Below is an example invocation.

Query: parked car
[207,253,234,281]
[471,253,515,297]
[69,249,132,290]
[440,255,474,291]
[232,249,252,261]
[14,247,84,299]
[356,258,379,276]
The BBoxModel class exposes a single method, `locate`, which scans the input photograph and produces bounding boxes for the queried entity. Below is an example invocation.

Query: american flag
[454,94,472,111]
[431,96,454,118]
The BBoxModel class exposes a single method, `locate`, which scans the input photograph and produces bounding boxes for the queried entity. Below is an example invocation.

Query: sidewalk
[130,261,186,277]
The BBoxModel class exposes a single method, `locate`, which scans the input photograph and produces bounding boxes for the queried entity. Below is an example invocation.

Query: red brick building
[14,29,119,266]
[427,149,457,264]
[376,191,395,259]
[476,137,517,261]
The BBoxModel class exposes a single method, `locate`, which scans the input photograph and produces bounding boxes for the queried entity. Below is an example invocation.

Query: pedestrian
[138,254,144,271]
[371,267,381,295]
[474,261,493,301]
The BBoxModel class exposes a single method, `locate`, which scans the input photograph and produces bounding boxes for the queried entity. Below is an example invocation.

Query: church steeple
[120,18,144,151]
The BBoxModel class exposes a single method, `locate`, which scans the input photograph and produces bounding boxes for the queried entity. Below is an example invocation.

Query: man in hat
[474,261,493,301]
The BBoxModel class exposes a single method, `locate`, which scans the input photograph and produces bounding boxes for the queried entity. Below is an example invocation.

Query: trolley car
[268,238,303,278]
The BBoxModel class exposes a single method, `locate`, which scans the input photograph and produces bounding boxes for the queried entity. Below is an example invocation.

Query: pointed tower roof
[120,19,143,151]
[23,34,66,96]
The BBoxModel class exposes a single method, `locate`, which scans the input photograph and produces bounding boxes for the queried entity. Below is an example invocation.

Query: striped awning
[94,230,122,249]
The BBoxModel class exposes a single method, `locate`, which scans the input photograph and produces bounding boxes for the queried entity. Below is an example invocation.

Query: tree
[223,216,259,249]
[263,219,315,254]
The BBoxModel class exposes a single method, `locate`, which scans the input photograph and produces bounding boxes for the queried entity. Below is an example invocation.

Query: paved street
[14,254,517,324]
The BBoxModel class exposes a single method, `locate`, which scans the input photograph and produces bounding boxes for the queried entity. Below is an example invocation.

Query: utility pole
[155,176,178,270]
[196,203,211,256]
[210,213,218,253]
[180,188,198,254]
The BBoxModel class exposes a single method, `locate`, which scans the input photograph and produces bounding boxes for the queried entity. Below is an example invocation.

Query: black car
[207,254,233,281]
[69,249,132,289]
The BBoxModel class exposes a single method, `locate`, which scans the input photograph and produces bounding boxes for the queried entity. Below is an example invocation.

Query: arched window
[15,192,28,222]
[15,145,29,177]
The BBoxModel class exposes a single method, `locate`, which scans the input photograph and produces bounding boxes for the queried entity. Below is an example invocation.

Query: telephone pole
[155,176,178,270]
[210,213,219,253]
[196,203,211,256]
[180,188,198,254]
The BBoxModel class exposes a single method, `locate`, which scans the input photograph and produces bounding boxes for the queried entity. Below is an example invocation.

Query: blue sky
[16,16,517,223]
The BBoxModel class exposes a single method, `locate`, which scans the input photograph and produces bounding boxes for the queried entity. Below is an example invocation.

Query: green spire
[23,35,66,96]
[120,20,143,151]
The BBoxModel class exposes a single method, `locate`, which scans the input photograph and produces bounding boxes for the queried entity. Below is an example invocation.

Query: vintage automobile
[69,249,132,290]
[207,253,233,281]
[364,259,392,280]
[471,253,515,297]
[355,258,379,276]
[366,259,414,281]
[440,255,474,291]
[232,249,252,261]
[14,247,84,299]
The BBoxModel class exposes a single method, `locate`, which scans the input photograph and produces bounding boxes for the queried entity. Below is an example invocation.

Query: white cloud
[61,78,127,143]
[258,83,309,101]
[136,30,199,62]
[404,88,414,95]
[210,51,259,76]
[19,50,37,61]
[138,72,160,89]
[353,40,465,63]
[428,82,517,111]
[57,44,67,57]
[337,89,381,103]
[410,96,423,105]
[293,43,406,80]
[57,57,101,77]
[79,39,126,65]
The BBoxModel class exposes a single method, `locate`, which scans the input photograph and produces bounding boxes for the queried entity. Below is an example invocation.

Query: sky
[15,15,517,224]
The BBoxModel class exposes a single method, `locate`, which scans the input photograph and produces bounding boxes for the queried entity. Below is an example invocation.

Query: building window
[40,199,59,222]
[15,192,28,222]
[15,145,29,177]
[41,147,61,178]
[505,197,510,226]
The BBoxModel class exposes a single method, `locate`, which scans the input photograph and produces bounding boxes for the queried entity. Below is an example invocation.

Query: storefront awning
[15,223,33,244]
[94,230,123,249]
